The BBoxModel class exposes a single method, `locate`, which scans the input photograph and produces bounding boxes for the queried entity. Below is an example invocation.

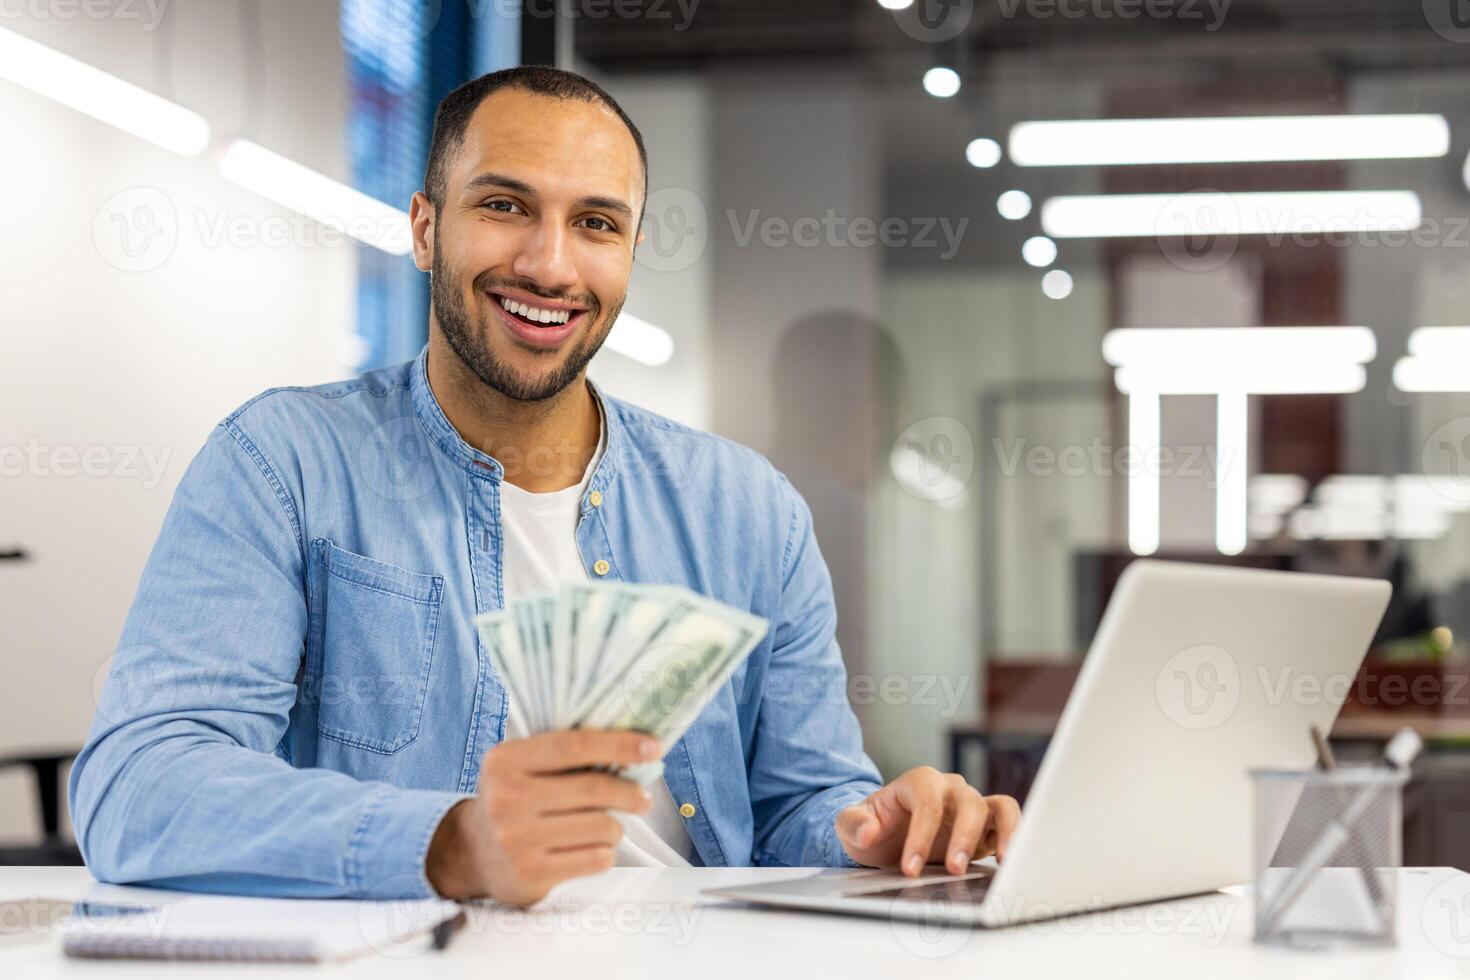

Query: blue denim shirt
[69,347,882,899]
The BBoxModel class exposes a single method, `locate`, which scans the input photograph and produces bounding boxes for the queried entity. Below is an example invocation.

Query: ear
[634,226,646,249]
[409,191,435,273]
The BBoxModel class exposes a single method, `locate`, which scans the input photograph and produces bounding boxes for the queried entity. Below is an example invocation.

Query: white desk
[4,866,1470,978]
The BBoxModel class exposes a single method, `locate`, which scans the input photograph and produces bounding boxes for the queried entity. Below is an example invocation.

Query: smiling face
[412,87,645,402]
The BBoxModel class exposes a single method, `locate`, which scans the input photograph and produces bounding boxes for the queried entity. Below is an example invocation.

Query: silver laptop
[705,560,1391,926]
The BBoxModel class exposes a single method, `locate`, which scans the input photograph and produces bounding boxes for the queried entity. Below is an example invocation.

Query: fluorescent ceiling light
[218,139,412,255]
[1249,474,1470,542]
[1022,236,1057,268]
[1282,474,1469,541]
[1393,357,1470,392]
[1216,392,1248,556]
[1396,327,1470,391]
[0,27,209,155]
[1042,191,1422,239]
[1289,507,1449,541]
[923,67,960,99]
[1041,269,1072,300]
[1104,326,1377,369]
[1009,114,1450,167]
[1127,391,1160,556]
[997,190,1031,220]
[966,138,1001,169]
[606,312,674,367]
[1315,474,1470,513]
[1249,474,1308,515]
[1114,364,1367,396]
[1110,327,1377,557]
[1408,326,1470,359]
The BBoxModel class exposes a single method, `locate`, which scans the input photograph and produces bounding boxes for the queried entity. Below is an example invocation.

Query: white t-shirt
[499,406,697,868]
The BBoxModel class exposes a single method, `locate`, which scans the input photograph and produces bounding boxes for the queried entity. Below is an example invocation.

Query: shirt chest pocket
[306,538,444,755]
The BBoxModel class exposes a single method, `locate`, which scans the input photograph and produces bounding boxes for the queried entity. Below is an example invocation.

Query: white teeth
[499,296,573,325]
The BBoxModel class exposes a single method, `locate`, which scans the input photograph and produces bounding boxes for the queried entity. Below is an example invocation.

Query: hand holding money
[426,729,660,903]
[429,583,769,903]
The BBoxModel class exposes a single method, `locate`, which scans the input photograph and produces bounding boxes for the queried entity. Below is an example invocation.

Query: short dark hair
[423,66,648,223]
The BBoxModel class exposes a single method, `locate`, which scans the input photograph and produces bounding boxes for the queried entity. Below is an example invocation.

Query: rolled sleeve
[347,787,474,899]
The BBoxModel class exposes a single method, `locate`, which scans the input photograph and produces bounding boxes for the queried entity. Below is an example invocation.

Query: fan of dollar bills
[474,583,770,785]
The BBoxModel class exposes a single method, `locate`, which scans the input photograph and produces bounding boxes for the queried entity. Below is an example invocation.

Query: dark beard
[431,248,619,403]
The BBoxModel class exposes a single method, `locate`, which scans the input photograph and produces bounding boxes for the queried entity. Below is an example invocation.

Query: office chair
[0,750,83,866]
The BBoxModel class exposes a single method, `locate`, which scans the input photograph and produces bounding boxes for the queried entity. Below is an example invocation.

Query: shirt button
[589,490,603,507]
[593,559,610,576]
[678,803,696,818]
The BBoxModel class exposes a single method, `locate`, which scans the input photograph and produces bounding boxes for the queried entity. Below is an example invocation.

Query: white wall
[0,1,354,840]
[585,73,713,430]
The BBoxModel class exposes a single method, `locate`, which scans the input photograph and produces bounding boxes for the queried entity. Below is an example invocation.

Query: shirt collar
[408,344,623,491]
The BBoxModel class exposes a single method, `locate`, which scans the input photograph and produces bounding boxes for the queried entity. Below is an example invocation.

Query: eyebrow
[463,171,635,221]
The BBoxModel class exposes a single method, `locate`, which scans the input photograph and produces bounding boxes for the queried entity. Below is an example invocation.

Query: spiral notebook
[61,894,461,963]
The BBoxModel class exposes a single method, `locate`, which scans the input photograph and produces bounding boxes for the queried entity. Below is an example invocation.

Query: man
[70,67,1019,907]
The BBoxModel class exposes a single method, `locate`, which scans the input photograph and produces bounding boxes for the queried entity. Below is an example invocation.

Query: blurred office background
[4,0,1470,866]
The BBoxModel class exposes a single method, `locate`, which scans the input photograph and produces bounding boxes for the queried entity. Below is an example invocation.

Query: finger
[984,795,1022,861]
[835,802,881,851]
[497,729,660,773]
[533,772,653,816]
[537,812,625,852]
[898,776,946,877]
[938,783,989,874]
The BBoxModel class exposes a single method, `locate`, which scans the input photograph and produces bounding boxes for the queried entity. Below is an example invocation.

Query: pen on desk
[432,908,467,951]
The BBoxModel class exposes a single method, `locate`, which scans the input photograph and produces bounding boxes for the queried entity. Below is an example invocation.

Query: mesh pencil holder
[1251,765,1407,950]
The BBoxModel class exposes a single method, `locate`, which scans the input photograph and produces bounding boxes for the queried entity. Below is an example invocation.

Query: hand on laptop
[835,767,1020,877]
[425,729,659,905]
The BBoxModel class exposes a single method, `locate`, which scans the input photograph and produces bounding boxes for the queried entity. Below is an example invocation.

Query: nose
[510,219,577,296]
